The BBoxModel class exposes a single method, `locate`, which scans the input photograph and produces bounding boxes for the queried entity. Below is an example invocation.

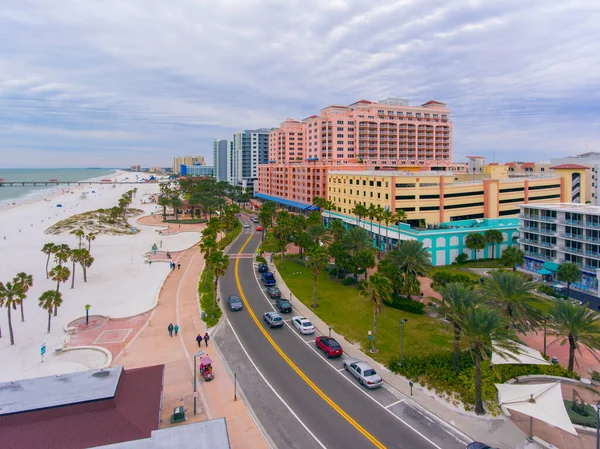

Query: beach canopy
[199,355,212,366]
[536,269,553,275]
[492,341,550,366]
[496,382,577,435]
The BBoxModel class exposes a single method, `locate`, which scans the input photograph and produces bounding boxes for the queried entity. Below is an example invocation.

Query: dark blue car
[261,272,276,286]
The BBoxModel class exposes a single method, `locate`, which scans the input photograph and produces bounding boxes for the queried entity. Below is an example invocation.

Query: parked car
[257,263,269,273]
[343,358,383,389]
[256,226,263,231]
[227,295,243,312]
[275,298,292,313]
[466,443,496,449]
[261,272,276,286]
[266,287,281,299]
[263,311,284,328]
[315,336,343,358]
[292,316,315,335]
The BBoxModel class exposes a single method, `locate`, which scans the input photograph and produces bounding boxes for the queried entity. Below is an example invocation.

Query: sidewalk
[112,244,269,449]
[266,258,539,449]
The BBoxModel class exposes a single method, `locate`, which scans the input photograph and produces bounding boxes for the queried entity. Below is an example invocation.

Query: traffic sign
[41,344,46,356]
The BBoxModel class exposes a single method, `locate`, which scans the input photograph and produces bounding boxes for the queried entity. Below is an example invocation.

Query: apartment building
[212,139,231,182]
[179,165,214,177]
[551,152,600,204]
[172,156,205,175]
[230,129,270,193]
[257,97,461,208]
[519,203,600,296]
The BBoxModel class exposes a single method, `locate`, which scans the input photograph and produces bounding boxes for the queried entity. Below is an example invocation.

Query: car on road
[251,217,259,223]
[266,286,281,299]
[263,311,284,328]
[261,272,276,286]
[292,316,315,335]
[275,298,292,313]
[227,295,243,312]
[343,358,383,389]
[315,336,343,358]
[256,226,263,231]
[466,444,496,449]
[243,223,250,228]
[257,263,269,273]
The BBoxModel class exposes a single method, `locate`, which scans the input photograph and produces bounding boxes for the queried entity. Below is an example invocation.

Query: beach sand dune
[0,171,201,382]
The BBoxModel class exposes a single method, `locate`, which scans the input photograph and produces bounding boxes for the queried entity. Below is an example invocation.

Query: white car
[343,358,383,389]
[292,316,315,335]
[243,223,250,228]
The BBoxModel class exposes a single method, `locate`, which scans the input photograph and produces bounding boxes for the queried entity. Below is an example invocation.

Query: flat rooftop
[522,203,600,215]
[0,366,122,416]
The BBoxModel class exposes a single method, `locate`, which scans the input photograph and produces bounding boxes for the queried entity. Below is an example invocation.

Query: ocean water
[0,168,117,205]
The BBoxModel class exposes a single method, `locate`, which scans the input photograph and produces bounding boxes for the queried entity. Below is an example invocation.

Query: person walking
[177,262,181,270]
[168,323,174,337]
[174,324,179,336]
[203,332,210,347]
[196,334,202,347]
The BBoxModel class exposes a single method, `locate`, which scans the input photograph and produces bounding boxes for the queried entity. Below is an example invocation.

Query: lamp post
[193,350,204,416]
[399,319,408,366]
[85,304,91,326]
[596,402,600,449]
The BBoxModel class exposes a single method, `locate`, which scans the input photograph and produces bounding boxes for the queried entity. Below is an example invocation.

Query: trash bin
[171,405,186,423]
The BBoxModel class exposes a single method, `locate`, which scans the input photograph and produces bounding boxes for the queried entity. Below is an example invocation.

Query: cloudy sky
[1,0,599,168]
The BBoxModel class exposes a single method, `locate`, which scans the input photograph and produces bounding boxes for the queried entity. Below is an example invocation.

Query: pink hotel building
[256,98,458,208]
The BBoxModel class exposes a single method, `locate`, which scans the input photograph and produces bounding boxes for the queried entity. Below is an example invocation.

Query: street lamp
[193,350,204,416]
[399,319,408,366]
[596,402,600,449]
[85,304,91,326]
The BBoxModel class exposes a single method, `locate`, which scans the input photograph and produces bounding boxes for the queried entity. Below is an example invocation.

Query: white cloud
[0,0,598,167]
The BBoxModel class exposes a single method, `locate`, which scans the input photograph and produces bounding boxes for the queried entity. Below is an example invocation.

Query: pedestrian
[196,333,202,347]
[174,324,179,336]
[177,262,181,270]
[203,332,210,347]
[168,323,174,337]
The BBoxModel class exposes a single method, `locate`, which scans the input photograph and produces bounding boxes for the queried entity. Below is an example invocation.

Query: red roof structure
[0,365,164,449]
[421,100,446,106]
[488,162,499,166]
[521,162,535,168]
[504,162,516,168]
[550,164,590,170]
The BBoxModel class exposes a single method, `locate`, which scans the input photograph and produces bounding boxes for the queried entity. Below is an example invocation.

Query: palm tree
[171,196,183,221]
[0,281,23,345]
[14,272,33,322]
[69,249,84,289]
[374,206,385,251]
[484,229,504,259]
[38,290,63,333]
[351,204,368,226]
[367,204,377,236]
[158,196,170,221]
[199,236,217,259]
[465,233,486,264]
[393,210,408,249]
[188,192,202,219]
[460,305,516,415]
[207,250,230,319]
[49,265,70,316]
[431,282,480,375]
[329,219,346,242]
[395,240,433,298]
[85,232,96,252]
[547,299,600,372]
[71,227,85,249]
[53,244,71,267]
[306,246,330,308]
[307,224,333,248]
[557,262,581,299]
[381,209,394,252]
[358,273,393,353]
[482,271,541,331]
[79,250,94,282]
[501,246,524,272]
[41,242,56,279]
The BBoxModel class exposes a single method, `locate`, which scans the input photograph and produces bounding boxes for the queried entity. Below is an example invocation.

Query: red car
[256,226,263,231]
[315,336,343,358]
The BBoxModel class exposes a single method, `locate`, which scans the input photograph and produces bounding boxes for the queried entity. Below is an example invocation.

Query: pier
[0,179,166,187]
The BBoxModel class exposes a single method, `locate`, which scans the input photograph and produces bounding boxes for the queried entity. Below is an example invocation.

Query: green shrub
[198,265,222,328]
[537,284,567,300]
[388,351,577,412]
[565,400,597,427]
[431,271,473,287]
[591,370,600,382]
[454,253,469,264]
[383,295,425,314]
[341,277,356,286]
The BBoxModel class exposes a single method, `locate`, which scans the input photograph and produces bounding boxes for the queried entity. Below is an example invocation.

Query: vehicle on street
[466,444,496,449]
[292,316,315,335]
[261,272,276,286]
[227,295,243,311]
[275,298,292,313]
[251,217,259,223]
[257,263,269,273]
[343,358,383,389]
[266,286,281,299]
[315,336,343,358]
[243,223,250,228]
[256,226,263,231]
[263,311,284,328]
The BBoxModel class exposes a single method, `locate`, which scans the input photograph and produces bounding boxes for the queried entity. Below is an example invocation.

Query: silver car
[343,358,383,389]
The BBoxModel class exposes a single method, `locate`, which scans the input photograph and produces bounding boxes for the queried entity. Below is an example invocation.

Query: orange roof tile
[550,164,590,169]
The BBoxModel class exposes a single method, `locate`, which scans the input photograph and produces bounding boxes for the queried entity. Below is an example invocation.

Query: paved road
[214,214,469,449]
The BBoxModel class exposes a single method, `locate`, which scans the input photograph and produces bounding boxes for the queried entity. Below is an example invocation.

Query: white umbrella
[492,341,550,366]
[496,382,577,438]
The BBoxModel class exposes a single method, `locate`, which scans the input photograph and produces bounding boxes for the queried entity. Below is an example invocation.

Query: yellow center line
[234,233,387,449]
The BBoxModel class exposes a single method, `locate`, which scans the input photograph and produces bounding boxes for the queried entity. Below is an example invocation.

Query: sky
[1,0,599,168]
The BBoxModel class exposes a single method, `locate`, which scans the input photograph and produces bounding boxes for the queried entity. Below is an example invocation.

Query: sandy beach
[0,171,201,381]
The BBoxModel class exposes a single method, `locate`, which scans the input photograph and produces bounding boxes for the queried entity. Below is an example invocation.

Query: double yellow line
[234,233,386,449]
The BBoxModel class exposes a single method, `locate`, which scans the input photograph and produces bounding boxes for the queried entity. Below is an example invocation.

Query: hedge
[383,295,425,314]
[198,265,222,328]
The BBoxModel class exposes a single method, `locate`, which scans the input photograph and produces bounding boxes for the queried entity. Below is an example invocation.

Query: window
[377,193,380,198]
[370,192,373,197]
[369,181,374,186]
[348,121,354,125]
[350,179,353,184]
[376,181,382,187]
[337,120,344,125]
[395,195,415,200]
[337,127,344,131]
[363,180,366,186]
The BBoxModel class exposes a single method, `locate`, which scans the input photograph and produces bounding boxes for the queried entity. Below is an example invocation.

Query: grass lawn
[164,218,207,224]
[258,230,279,253]
[278,257,454,365]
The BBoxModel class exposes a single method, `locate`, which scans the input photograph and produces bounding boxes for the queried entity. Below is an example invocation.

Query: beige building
[172,156,205,174]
